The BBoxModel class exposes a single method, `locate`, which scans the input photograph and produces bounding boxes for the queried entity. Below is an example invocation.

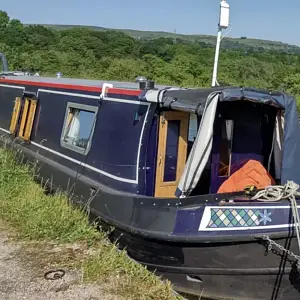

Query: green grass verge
[0,146,180,300]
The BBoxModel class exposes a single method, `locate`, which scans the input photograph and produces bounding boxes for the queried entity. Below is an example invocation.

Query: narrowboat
[0,53,299,300]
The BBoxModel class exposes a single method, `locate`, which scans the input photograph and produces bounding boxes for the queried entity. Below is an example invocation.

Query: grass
[0,145,181,300]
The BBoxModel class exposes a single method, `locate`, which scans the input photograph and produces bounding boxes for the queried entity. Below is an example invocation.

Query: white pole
[211,0,230,87]
[212,26,222,87]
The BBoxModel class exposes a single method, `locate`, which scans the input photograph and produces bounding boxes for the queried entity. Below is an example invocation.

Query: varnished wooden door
[155,111,189,198]
[9,96,38,141]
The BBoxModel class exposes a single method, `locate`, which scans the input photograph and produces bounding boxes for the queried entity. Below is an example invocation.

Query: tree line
[1,10,300,106]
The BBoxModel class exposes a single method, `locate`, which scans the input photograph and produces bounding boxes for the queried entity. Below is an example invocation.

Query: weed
[0,148,180,300]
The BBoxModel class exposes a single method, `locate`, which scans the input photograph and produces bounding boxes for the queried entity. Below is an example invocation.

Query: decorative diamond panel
[208,208,263,228]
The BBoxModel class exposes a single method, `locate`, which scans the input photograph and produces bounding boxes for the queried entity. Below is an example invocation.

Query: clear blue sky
[2,0,299,46]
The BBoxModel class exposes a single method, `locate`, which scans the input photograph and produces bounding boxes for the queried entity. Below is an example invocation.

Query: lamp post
[211,0,230,87]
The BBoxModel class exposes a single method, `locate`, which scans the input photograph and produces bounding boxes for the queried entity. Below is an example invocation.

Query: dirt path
[0,226,120,300]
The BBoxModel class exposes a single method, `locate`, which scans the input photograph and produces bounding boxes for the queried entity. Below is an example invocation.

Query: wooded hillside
[1,10,300,106]
[37,24,300,54]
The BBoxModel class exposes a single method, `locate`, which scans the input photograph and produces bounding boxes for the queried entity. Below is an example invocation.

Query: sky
[1,0,300,46]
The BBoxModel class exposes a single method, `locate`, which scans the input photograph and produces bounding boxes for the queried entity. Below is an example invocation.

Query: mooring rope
[251,181,300,262]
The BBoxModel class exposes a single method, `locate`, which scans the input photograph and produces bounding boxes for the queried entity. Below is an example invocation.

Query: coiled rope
[251,181,300,257]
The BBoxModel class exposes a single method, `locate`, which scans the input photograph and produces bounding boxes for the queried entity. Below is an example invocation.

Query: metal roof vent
[144,80,155,90]
[136,76,147,90]
[135,75,147,83]
[135,76,155,90]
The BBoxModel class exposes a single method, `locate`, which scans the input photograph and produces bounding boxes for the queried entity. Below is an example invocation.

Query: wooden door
[9,97,22,135]
[9,96,38,141]
[155,111,189,198]
[18,97,38,141]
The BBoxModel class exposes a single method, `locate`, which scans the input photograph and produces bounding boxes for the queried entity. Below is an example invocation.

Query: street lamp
[211,0,230,87]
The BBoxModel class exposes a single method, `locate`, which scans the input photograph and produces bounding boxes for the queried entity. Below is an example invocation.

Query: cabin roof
[159,86,295,114]
[1,75,173,91]
[160,86,300,188]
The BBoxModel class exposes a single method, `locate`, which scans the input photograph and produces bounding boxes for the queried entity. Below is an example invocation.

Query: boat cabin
[0,73,299,200]
[145,87,287,198]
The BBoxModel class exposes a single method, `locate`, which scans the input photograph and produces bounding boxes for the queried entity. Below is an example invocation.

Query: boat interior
[156,100,282,198]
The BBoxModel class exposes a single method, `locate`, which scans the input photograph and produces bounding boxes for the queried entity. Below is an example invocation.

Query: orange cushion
[217,160,275,194]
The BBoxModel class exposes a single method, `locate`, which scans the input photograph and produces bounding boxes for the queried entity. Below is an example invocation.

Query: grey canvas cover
[175,92,219,197]
[160,87,300,197]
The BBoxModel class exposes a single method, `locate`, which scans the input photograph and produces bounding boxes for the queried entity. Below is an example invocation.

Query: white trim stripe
[37,89,149,106]
[0,84,25,90]
[199,224,299,231]
[31,141,138,184]
[202,205,298,209]
[199,206,300,231]
[0,128,10,134]
[136,105,150,182]
[0,126,139,184]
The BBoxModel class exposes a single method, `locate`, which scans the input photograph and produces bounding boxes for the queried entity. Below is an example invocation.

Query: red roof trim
[0,78,141,96]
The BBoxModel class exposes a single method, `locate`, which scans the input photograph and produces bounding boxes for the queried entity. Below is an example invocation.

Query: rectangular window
[61,102,98,155]
[188,113,198,143]
[163,120,181,182]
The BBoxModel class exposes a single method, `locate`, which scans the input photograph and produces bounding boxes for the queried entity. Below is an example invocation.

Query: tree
[0,11,9,35]
[0,9,300,108]
[3,19,25,47]
[24,25,58,50]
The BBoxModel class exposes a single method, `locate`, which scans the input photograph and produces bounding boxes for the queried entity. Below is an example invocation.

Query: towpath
[0,223,120,300]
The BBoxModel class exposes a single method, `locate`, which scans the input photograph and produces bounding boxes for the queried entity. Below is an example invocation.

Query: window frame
[60,102,98,155]
[218,119,234,177]
[188,112,198,143]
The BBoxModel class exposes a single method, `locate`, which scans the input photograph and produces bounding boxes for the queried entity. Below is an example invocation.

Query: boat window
[164,120,181,182]
[187,113,200,158]
[218,119,234,177]
[61,102,98,155]
[188,113,198,143]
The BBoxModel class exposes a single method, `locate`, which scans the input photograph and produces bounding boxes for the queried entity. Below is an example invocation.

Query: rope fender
[252,180,300,269]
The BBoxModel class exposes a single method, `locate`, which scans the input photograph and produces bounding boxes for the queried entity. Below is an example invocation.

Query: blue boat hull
[1,134,299,300]
[109,229,300,300]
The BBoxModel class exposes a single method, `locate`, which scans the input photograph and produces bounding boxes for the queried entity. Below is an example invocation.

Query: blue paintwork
[0,85,24,129]
[86,101,148,180]
[173,202,300,237]
[172,205,206,234]
[145,115,158,196]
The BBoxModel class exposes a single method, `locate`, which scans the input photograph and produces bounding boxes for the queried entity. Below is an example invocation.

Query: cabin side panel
[83,101,158,194]
[0,85,25,131]
[85,101,148,178]
[32,88,156,194]
[0,81,158,195]
[32,89,149,193]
